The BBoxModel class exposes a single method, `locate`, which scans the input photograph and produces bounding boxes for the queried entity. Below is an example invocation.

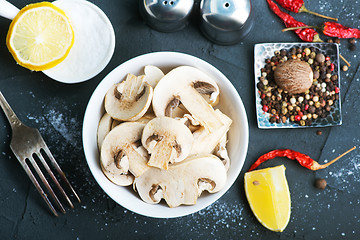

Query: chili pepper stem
[339,54,351,67]
[313,34,323,43]
[299,5,338,21]
[282,25,318,32]
[311,146,356,170]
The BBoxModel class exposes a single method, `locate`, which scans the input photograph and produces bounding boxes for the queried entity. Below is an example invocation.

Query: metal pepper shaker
[199,0,253,45]
[139,0,194,33]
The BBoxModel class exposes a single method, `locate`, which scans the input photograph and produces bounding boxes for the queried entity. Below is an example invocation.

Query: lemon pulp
[244,165,291,232]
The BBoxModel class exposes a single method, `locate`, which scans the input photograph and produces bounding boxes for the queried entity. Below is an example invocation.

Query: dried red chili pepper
[283,21,360,39]
[274,0,338,21]
[266,0,322,42]
[248,147,356,172]
[323,22,360,38]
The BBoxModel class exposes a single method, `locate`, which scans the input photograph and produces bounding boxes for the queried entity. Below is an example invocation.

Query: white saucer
[43,0,115,83]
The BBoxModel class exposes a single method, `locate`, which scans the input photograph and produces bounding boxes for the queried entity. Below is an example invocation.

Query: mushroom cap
[143,65,164,88]
[105,74,153,121]
[101,121,150,181]
[97,112,113,151]
[152,66,222,132]
[141,116,193,169]
[153,66,219,114]
[133,154,227,208]
[100,162,134,186]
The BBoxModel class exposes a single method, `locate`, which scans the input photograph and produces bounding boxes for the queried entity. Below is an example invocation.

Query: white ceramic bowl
[82,52,249,218]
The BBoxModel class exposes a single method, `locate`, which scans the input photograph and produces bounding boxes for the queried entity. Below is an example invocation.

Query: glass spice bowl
[254,42,342,129]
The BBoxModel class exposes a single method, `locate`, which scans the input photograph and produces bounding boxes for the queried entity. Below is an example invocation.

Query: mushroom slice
[190,109,232,157]
[133,154,227,207]
[213,133,230,171]
[101,122,150,186]
[105,73,153,121]
[136,112,156,125]
[141,117,193,170]
[143,65,164,88]
[101,163,134,186]
[97,112,113,151]
[152,66,222,133]
[111,119,121,129]
[194,81,220,107]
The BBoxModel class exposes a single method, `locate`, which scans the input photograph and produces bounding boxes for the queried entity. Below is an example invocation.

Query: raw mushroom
[97,112,113,151]
[152,66,223,133]
[143,65,164,88]
[105,73,153,121]
[141,117,193,170]
[136,112,156,125]
[100,122,150,186]
[190,109,232,157]
[100,163,134,186]
[133,154,227,208]
[213,133,230,171]
[111,119,121,129]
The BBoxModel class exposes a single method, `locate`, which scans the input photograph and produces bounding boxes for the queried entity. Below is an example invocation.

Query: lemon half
[6,2,74,71]
[244,165,291,232]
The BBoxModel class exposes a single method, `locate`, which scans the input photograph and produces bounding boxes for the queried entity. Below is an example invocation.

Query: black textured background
[1,0,360,239]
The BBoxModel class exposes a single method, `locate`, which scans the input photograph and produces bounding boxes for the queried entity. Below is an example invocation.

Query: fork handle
[0,0,20,20]
[0,91,22,128]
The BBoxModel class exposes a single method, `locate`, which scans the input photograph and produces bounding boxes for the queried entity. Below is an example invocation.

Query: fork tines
[17,134,81,217]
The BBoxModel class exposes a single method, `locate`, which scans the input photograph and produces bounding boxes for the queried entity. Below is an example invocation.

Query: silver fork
[0,91,80,216]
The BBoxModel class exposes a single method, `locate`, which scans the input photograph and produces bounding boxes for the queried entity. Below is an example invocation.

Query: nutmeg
[274,60,313,94]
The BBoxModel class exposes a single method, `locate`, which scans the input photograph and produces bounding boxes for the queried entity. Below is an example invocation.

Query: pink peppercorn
[330,63,335,71]
[335,87,340,93]
[295,115,301,121]
[304,104,309,111]
[262,105,269,112]
[325,56,330,61]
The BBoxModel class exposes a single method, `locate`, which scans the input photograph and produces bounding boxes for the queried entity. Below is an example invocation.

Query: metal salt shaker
[139,0,194,32]
[200,0,253,45]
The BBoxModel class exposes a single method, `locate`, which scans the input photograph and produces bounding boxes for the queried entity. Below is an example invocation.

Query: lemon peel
[244,165,291,232]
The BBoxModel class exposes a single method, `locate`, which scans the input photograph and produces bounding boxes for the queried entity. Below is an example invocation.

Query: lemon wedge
[244,165,291,232]
[6,2,74,71]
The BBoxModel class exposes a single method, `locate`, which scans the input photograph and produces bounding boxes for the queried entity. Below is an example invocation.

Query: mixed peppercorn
[257,46,339,126]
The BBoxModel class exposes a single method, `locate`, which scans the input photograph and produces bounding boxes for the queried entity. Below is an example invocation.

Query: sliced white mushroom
[143,65,164,88]
[111,119,121,129]
[152,66,223,133]
[97,112,113,151]
[100,122,151,186]
[133,154,227,207]
[213,133,230,171]
[105,73,153,121]
[136,112,156,124]
[101,163,134,186]
[190,109,232,157]
[141,117,193,170]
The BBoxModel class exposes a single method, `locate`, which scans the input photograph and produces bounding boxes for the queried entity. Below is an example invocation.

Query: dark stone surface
[0,0,359,239]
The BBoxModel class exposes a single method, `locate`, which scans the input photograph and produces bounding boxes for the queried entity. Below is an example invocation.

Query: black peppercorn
[349,44,357,51]
[348,38,356,44]
[315,178,327,189]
